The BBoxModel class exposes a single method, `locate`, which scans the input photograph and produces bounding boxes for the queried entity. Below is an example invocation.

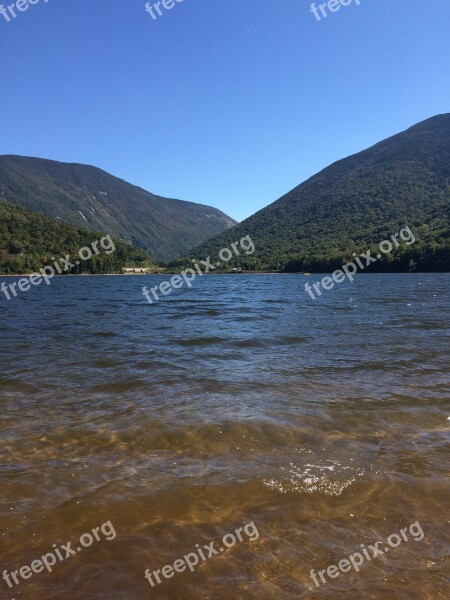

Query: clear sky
[0,0,449,222]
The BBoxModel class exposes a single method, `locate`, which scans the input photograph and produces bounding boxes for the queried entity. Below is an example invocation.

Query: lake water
[0,274,449,599]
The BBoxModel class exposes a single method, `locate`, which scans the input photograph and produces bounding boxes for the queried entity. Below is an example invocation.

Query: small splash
[262,460,365,496]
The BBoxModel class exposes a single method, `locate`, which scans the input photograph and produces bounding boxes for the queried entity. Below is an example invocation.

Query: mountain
[184,114,450,272]
[0,156,237,261]
[0,200,152,275]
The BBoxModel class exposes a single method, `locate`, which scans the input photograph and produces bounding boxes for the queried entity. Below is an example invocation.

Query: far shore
[0,271,284,277]
[1,271,447,278]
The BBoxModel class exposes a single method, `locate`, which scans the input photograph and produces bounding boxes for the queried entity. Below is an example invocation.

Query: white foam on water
[262,459,365,496]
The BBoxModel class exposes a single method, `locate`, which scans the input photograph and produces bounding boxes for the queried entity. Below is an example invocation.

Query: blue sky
[0,0,449,221]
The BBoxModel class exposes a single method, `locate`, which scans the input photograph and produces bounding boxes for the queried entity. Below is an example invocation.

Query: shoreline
[1,270,448,278]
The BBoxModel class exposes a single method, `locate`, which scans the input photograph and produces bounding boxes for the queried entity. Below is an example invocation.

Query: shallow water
[0,274,449,599]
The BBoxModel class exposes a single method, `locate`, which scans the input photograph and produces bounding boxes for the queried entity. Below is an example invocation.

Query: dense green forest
[0,200,153,275]
[184,115,450,272]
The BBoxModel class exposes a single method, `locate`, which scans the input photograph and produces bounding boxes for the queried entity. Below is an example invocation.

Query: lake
[0,274,449,599]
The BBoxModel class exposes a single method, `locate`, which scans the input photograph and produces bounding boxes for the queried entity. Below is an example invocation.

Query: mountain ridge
[183,114,450,272]
[0,155,237,261]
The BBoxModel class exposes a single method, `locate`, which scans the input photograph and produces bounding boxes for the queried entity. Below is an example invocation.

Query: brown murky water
[0,274,449,598]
